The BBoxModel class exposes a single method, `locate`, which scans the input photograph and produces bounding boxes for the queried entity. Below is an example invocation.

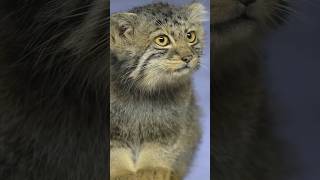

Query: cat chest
[110,101,185,144]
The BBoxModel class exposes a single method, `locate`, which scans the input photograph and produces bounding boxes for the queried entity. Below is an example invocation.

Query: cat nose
[239,0,256,6]
[181,55,193,63]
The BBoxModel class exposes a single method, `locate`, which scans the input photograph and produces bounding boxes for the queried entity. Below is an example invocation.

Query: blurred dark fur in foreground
[0,1,109,179]
[212,0,294,179]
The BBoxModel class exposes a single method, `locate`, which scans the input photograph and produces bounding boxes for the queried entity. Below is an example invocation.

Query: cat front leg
[135,120,201,179]
[110,143,136,180]
[134,143,181,179]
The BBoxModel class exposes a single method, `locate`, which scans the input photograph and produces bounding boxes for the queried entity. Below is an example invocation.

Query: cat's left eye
[186,31,197,43]
[154,35,170,47]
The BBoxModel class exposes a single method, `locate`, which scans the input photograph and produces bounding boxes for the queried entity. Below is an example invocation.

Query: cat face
[110,3,206,92]
[212,0,289,52]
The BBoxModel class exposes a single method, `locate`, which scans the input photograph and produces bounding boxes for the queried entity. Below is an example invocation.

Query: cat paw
[136,168,180,180]
[111,175,136,180]
[111,171,137,180]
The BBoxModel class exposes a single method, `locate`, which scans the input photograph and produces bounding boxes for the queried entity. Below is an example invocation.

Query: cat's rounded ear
[110,13,138,40]
[184,3,207,23]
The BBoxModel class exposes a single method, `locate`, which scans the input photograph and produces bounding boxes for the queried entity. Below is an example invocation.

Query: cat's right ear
[110,13,138,42]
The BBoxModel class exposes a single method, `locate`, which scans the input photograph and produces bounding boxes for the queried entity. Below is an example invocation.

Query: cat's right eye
[154,35,170,47]
[186,31,197,44]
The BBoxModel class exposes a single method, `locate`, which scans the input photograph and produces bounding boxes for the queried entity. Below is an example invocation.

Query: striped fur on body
[110,2,206,180]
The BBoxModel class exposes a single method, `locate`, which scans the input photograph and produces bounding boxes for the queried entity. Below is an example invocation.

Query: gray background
[265,0,320,179]
[110,0,210,179]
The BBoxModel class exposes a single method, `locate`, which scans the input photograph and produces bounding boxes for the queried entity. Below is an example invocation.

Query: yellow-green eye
[154,35,170,47]
[186,31,197,43]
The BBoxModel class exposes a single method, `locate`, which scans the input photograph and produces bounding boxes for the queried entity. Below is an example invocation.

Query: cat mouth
[173,65,192,74]
[175,66,189,71]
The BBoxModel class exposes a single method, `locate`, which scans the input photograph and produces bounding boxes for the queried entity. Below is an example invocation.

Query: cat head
[110,3,206,93]
[213,0,290,53]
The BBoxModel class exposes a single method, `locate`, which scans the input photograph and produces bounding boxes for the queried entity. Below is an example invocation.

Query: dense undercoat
[110,3,206,179]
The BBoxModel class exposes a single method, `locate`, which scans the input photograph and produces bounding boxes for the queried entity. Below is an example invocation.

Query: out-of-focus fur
[212,0,291,179]
[110,2,205,180]
[0,1,108,180]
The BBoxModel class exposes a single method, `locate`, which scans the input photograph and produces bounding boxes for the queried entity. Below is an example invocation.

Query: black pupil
[187,33,191,38]
[159,37,165,43]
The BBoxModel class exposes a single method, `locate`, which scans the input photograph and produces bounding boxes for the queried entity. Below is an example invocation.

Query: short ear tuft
[110,13,138,40]
[185,3,207,22]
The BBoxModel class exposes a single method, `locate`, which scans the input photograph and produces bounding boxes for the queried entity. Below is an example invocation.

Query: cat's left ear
[184,3,207,23]
[110,13,138,40]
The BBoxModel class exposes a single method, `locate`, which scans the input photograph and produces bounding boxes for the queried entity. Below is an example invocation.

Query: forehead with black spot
[129,3,188,27]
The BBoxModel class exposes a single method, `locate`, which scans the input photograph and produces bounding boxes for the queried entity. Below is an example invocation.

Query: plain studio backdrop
[110,0,211,179]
